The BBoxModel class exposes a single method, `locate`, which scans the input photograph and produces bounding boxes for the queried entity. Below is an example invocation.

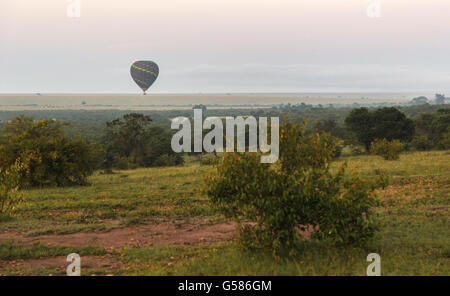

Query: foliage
[0,115,103,187]
[206,120,380,251]
[413,109,450,150]
[410,96,428,105]
[429,109,450,149]
[314,119,347,139]
[104,114,183,169]
[411,135,434,151]
[0,161,24,216]
[345,107,415,151]
[371,138,404,160]
[1,104,446,144]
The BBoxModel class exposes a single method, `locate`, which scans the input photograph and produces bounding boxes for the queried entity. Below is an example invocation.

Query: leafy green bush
[0,161,24,216]
[112,155,130,170]
[0,115,103,187]
[206,120,380,252]
[344,140,366,156]
[153,154,184,167]
[371,138,404,160]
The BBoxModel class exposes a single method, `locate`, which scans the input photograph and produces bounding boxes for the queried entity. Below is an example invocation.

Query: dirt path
[0,221,237,249]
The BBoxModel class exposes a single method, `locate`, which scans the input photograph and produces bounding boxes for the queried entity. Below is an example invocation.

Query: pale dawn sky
[0,0,449,93]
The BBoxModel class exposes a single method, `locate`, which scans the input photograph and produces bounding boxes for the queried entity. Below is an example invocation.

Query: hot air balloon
[130,60,159,95]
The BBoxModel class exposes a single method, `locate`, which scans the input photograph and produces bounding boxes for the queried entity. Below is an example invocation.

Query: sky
[0,0,449,93]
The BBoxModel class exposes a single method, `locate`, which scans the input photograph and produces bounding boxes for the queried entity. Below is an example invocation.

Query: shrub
[153,154,184,167]
[0,116,103,187]
[200,154,218,166]
[344,140,366,156]
[332,142,343,159]
[349,144,366,156]
[0,161,24,216]
[411,135,433,151]
[206,120,380,252]
[371,138,404,160]
[112,155,130,170]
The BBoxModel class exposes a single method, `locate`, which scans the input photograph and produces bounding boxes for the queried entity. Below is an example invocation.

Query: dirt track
[0,221,237,249]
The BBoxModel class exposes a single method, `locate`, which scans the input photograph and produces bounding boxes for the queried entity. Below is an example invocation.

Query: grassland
[0,151,448,276]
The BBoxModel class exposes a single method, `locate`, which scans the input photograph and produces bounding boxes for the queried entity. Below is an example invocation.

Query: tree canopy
[345,107,415,151]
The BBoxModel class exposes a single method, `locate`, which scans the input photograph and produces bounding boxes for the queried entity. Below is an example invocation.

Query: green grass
[0,241,106,260]
[0,151,448,275]
[0,164,218,234]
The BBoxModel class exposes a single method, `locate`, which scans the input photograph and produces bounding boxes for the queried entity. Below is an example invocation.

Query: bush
[350,144,366,156]
[206,120,380,252]
[112,155,130,170]
[344,140,366,156]
[153,154,184,167]
[411,135,433,151]
[371,138,404,160]
[0,161,24,216]
[0,116,103,187]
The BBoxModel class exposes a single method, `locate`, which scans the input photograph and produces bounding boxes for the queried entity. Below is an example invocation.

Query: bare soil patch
[0,221,237,249]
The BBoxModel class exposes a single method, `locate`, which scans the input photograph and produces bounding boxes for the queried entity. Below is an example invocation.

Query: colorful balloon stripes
[130,60,159,94]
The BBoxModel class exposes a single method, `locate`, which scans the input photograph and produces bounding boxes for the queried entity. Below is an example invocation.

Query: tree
[104,113,183,168]
[345,107,415,152]
[410,96,428,105]
[429,109,450,149]
[413,109,450,150]
[105,113,152,164]
[314,118,347,139]
[344,108,374,152]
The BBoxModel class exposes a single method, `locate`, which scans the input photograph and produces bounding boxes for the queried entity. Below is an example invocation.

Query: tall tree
[345,107,415,152]
[105,113,152,164]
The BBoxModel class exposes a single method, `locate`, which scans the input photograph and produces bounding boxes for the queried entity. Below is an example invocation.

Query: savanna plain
[0,151,448,276]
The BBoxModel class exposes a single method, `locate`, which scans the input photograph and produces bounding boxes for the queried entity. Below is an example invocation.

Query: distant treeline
[0,103,448,187]
[0,103,447,142]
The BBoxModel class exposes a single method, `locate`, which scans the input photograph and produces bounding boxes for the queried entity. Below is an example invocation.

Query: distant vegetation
[412,108,450,150]
[345,107,414,152]
[103,113,183,170]
[0,104,448,190]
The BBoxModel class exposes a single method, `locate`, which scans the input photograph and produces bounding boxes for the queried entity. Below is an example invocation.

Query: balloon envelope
[130,61,159,93]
